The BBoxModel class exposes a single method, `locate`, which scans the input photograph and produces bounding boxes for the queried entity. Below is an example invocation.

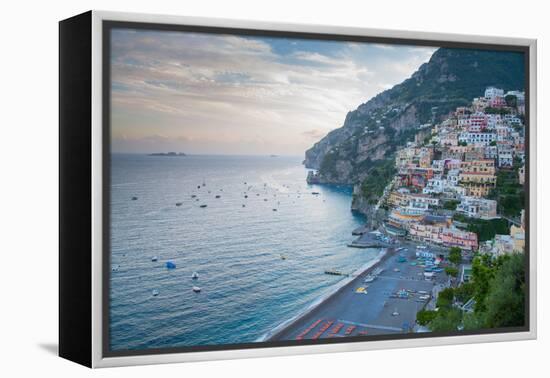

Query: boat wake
[259,172,291,193]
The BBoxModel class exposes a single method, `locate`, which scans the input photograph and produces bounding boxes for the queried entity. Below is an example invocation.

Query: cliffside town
[381,86,525,256]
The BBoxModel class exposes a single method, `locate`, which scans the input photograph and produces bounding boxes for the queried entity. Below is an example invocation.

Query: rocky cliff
[304,47,525,216]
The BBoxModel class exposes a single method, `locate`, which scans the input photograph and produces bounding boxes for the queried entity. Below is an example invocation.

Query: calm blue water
[110,154,379,351]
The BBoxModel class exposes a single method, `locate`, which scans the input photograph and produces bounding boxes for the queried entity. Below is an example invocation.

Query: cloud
[110,29,436,155]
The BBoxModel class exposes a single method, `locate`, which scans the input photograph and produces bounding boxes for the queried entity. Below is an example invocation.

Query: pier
[351,225,370,235]
[347,232,393,249]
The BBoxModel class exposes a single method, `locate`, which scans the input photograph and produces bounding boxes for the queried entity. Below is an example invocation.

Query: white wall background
[0,0,546,376]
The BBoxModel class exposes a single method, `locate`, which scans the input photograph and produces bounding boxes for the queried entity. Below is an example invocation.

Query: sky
[110,29,436,155]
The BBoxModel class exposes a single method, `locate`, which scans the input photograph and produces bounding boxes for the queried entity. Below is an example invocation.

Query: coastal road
[269,242,447,341]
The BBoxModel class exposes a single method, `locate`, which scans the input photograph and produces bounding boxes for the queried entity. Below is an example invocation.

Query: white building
[447,169,460,185]
[423,178,446,194]
[457,197,498,219]
[484,145,498,160]
[486,114,503,130]
[496,124,512,142]
[459,132,497,146]
[498,147,514,168]
[504,114,522,126]
[485,87,504,99]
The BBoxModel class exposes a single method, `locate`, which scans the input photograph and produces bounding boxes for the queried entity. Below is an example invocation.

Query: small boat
[166,261,176,269]
[311,192,320,195]
[197,185,201,189]
[325,269,345,276]
[215,195,221,198]
[244,195,248,198]
[131,196,138,201]
[152,289,159,296]
[263,199,268,201]
[200,204,207,208]
[364,275,375,283]
[111,264,120,272]
[242,204,246,207]
[272,208,277,211]
[280,254,287,260]
[191,194,197,198]
[191,272,199,280]
[192,286,201,293]
[151,256,158,262]
[176,202,183,206]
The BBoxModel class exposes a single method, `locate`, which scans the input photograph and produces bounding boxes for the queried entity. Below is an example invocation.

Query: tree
[429,308,463,332]
[482,253,525,328]
[471,254,497,313]
[466,218,510,242]
[458,141,467,147]
[416,310,437,326]
[443,200,460,211]
[489,140,497,146]
[436,288,455,309]
[445,266,459,277]
[454,282,475,303]
[505,94,518,108]
[448,247,462,265]
[426,251,526,333]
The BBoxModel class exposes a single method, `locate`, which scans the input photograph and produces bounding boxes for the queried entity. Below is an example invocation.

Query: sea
[109,154,381,351]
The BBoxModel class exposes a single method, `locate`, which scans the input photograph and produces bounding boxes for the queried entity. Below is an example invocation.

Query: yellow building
[459,172,496,185]
[460,159,496,175]
[463,183,493,198]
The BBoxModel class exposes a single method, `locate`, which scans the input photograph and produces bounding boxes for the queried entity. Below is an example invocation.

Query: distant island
[148,152,187,157]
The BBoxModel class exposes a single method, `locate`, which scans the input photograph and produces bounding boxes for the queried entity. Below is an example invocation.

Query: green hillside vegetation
[488,158,525,218]
[416,253,525,332]
[386,48,525,123]
[358,159,396,205]
[453,213,510,242]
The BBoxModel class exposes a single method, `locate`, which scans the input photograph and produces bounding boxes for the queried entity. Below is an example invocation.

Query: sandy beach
[268,240,450,341]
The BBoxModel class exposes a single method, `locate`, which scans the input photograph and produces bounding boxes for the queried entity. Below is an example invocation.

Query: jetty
[351,225,370,236]
[347,231,393,249]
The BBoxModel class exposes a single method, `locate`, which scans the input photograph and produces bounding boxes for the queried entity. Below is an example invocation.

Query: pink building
[440,228,478,251]
[467,113,488,132]
[490,96,507,108]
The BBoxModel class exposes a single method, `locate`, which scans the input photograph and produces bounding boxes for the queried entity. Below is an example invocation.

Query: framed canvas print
[59,10,537,368]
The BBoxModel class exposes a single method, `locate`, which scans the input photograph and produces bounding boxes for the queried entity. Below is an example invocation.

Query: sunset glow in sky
[110,29,436,155]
